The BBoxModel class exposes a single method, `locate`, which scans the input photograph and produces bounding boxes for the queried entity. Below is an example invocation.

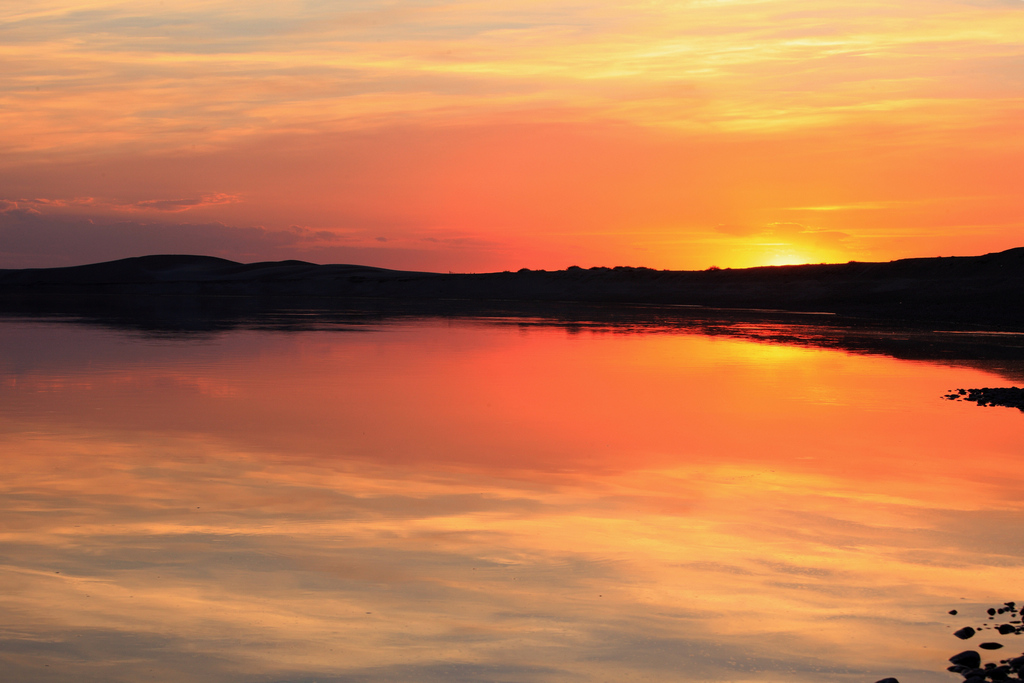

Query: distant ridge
[3,248,1024,326]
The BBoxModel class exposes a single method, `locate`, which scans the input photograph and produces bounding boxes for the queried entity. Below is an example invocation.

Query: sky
[1,0,1022,272]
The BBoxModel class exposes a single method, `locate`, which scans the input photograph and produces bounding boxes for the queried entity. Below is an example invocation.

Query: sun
[761,249,818,267]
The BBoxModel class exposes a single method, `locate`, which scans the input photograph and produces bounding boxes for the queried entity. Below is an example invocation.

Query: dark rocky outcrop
[943,388,1024,411]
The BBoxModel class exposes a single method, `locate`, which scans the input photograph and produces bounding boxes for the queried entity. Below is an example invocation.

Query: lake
[1,308,1022,683]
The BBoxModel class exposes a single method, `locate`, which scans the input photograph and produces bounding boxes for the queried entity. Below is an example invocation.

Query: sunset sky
[1,0,1022,271]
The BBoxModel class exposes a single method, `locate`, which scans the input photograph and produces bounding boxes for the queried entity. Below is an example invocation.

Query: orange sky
[1,0,1022,271]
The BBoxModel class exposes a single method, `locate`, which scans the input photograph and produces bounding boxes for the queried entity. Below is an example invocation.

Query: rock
[987,664,1011,681]
[950,651,982,669]
[950,609,959,615]
[943,388,1024,410]
[997,624,1016,635]
[955,627,977,640]
[979,642,1004,650]
[874,678,899,683]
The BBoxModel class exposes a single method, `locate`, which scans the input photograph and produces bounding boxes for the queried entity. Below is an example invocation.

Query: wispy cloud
[1,0,1022,155]
[119,193,241,212]
[714,222,851,255]
[785,201,910,212]
[6,194,241,213]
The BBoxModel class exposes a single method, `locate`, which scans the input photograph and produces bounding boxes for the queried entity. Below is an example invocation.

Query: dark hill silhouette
[3,247,1024,327]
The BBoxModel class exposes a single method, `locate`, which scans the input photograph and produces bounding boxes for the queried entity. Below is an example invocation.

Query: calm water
[1,314,1023,683]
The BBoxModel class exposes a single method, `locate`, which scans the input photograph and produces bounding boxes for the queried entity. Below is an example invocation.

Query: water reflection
[1,319,1022,683]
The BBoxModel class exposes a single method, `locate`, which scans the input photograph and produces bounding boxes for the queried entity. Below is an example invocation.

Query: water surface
[1,315,1022,683]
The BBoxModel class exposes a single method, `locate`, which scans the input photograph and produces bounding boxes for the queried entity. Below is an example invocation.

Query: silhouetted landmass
[3,251,1024,380]
[3,248,1024,327]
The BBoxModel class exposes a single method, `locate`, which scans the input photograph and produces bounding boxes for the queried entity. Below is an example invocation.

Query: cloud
[714,224,759,237]
[12,197,96,209]
[714,221,851,248]
[804,229,852,249]
[785,201,908,212]
[9,194,242,214]
[0,200,42,219]
[122,193,241,212]
[715,222,809,238]
[3,0,1022,160]
[715,223,813,238]
[764,222,807,237]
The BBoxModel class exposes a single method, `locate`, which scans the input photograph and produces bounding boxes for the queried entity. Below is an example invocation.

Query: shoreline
[3,247,1024,328]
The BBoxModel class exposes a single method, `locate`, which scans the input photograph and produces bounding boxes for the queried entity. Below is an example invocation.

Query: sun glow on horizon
[0,0,1022,270]
[694,240,841,271]
[760,249,821,268]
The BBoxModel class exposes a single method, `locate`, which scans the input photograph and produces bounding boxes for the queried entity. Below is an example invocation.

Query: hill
[3,248,1024,327]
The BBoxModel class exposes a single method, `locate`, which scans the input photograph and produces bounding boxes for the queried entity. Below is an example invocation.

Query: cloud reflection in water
[0,320,1022,682]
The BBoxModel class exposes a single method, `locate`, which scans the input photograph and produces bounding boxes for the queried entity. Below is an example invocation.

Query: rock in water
[950,651,982,669]
[979,642,1004,650]
[997,624,1016,635]
[955,627,977,640]
[875,678,899,683]
[987,664,1011,681]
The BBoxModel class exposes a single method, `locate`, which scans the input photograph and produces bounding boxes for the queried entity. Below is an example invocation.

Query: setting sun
[1,0,1022,271]
[760,249,821,268]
